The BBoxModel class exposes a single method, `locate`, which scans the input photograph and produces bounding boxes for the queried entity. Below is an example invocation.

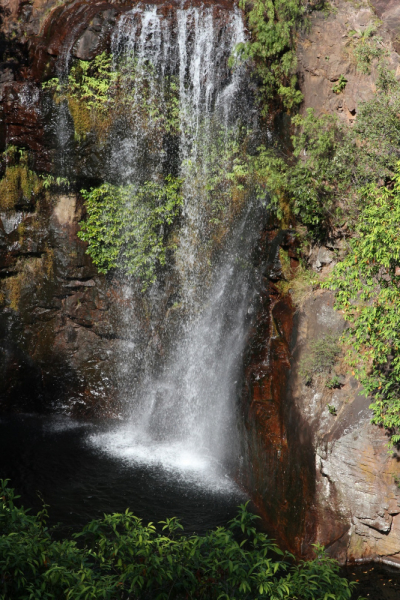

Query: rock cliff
[297,0,400,565]
[241,0,400,565]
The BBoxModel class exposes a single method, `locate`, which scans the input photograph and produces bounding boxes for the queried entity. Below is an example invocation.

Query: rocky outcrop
[241,0,400,564]
[297,0,400,123]
[291,291,400,563]
[294,0,400,565]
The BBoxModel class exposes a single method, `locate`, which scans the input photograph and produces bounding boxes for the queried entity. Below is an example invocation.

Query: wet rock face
[0,185,179,416]
[73,9,118,60]
[0,190,119,416]
[0,0,236,416]
[239,228,316,556]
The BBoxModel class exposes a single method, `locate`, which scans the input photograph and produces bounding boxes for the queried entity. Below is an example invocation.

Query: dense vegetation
[324,167,400,443]
[250,62,400,445]
[250,66,400,238]
[78,177,183,288]
[233,0,304,111]
[0,481,360,600]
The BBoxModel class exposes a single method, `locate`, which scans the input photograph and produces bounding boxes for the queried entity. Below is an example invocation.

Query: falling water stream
[87,4,262,489]
[0,2,264,531]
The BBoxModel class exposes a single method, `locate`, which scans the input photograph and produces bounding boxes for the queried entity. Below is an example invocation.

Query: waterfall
[86,3,264,489]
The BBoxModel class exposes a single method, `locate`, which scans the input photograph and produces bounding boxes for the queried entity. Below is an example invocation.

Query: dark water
[347,564,400,599]
[1,414,400,599]
[0,414,244,535]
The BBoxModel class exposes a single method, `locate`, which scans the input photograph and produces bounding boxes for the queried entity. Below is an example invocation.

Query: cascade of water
[91,200,262,489]
[87,3,264,487]
[52,24,85,177]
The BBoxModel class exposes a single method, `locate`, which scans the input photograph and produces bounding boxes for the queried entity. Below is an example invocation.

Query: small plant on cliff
[78,176,183,289]
[0,480,361,600]
[326,374,341,389]
[332,74,347,94]
[275,248,320,307]
[324,164,400,446]
[347,21,387,75]
[393,474,400,489]
[232,0,304,111]
[299,333,341,385]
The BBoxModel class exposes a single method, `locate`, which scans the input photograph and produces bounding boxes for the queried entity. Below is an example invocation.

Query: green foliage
[332,75,347,94]
[40,174,70,190]
[326,375,341,390]
[324,165,400,445]
[348,22,386,74]
[43,53,180,143]
[78,177,183,289]
[327,404,337,415]
[43,52,116,140]
[253,68,400,238]
[299,333,341,385]
[233,0,304,111]
[0,480,361,600]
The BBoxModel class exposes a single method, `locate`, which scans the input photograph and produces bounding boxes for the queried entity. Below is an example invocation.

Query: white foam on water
[87,425,241,494]
[43,416,91,433]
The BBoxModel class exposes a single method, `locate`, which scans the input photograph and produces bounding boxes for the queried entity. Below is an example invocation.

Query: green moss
[44,53,180,144]
[0,146,43,210]
[6,273,23,311]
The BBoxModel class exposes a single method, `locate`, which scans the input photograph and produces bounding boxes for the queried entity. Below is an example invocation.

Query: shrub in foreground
[0,480,360,599]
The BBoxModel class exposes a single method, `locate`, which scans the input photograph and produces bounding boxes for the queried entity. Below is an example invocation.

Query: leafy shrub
[324,164,400,446]
[250,67,400,239]
[0,480,360,600]
[232,0,304,111]
[332,75,347,94]
[78,176,183,289]
[299,333,341,385]
[347,22,386,75]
